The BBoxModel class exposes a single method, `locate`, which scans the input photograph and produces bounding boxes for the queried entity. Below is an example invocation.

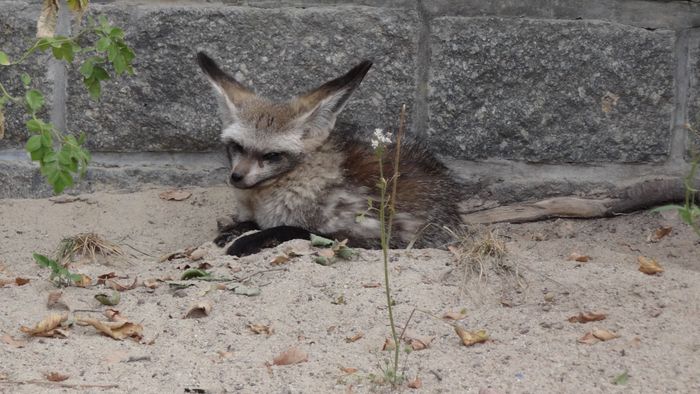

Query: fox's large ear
[293,60,372,141]
[197,52,254,124]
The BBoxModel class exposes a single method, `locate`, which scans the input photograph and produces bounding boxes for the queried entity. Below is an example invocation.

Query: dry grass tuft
[447,226,527,303]
[56,233,124,265]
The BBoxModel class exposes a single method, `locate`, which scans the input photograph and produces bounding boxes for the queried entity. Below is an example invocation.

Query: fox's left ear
[293,60,372,141]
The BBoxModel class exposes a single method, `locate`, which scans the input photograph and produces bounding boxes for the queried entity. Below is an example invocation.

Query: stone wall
[1,0,699,205]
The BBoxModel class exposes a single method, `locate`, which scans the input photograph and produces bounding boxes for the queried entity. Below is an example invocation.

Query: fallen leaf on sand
[184,300,213,319]
[247,323,273,335]
[362,282,381,288]
[578,329,619,344]
[73,274,92,287]
[96,272,117,285]
[340,367,358,374]
[46,372,69,382]
[159,189,192,201]
[577,331,599,345]
[188,248,206,261]
[647,226,672,242]
[0,277,30,287]
[1,334,27,348]
[95,292,120,306]
[568,312,607,323]
[104,309,126,322]
[272,347,308,366]
[567,252,590,262]
[345,332,363,343]
[47,291,70,311]
[106,277,139,292]
[77,317,143,341]
[20,313,68,337]
[382,338,396,351]
[443,310,467,321]
[408,336,434,351]
[454,326,489,346]
[592,329,619,341]
[638,256,664,275]
[143,279,159,289]
[408,377,422,389]
[269,254,290,266]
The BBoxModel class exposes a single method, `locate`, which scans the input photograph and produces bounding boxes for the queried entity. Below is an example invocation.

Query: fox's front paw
[226,235,263,257]
[214,220,260,247]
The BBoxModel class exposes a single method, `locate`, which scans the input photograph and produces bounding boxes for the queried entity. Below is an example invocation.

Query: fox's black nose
[229,172,244,183]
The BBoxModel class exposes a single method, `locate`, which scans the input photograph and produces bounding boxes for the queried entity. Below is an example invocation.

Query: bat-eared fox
[197,52,463,256]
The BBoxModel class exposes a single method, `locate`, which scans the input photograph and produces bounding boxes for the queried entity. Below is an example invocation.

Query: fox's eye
[263,152,283,162]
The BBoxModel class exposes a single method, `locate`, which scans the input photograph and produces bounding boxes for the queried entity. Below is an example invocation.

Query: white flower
[370,128,391,149]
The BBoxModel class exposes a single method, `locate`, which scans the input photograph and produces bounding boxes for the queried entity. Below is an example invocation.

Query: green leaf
[96,36,111,52]
[0,50,9,65]
[40,131,52,148]
[79,60,94,78]
[113,53,126,75]
[85,79,101,100]
[25,135,42,152]
[92,65,110,81]
[33,253,53,268]
[109,27,124,39]
[25,89,44,112]
[181,269,210,280]
[20,73,31,86]
[310,234,334,247]
[95,292,121,306]
[69,273,84,282]
[26,119,43,133]
[612,371,629,385]
[30,147,46,161]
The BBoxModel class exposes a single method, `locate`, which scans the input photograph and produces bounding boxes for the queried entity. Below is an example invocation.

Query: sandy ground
[0,186,699,394]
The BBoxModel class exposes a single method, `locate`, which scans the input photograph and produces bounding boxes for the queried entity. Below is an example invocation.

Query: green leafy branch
[33,253,83,287]
[652,139,700,237]
[0,0,135,194]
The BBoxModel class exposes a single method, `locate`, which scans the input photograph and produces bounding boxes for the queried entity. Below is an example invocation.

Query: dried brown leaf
[361,282,381,288]
[47,291,70,311]
[592,329,619,341]
[270,254,290,266]
[647,226,672,242]
[272,347,308,365]
[37,0,59,38]
[638,256,664,275]
[568,312,607,323]
[345,332,364,343]
[106,277,138,291]
[19,313,68,337]
[407,377,422,389]
[14,277,29,286]
[184,300,212,319]
[1,334,27,348]
[247,323,273,335]
[382,338,396,351]
[408,336,434,351]
[104,308,126,322]
[567,252,590,262]
[340,367,358,374]
[73,274,92,287]
[577,331,599,345]
[318,249,335,258]
[77,317,143,341]
[188,248,206,261]
[454,326,488,346]
[443,310,467,321]
[143,279,159,289]
[159,189,192,201]
[46,372,69,382]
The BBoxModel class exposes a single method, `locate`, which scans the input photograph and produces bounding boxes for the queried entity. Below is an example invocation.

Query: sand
[0,187,698,393]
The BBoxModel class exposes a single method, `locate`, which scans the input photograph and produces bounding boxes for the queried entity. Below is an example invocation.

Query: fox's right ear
[197,52,254,124]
